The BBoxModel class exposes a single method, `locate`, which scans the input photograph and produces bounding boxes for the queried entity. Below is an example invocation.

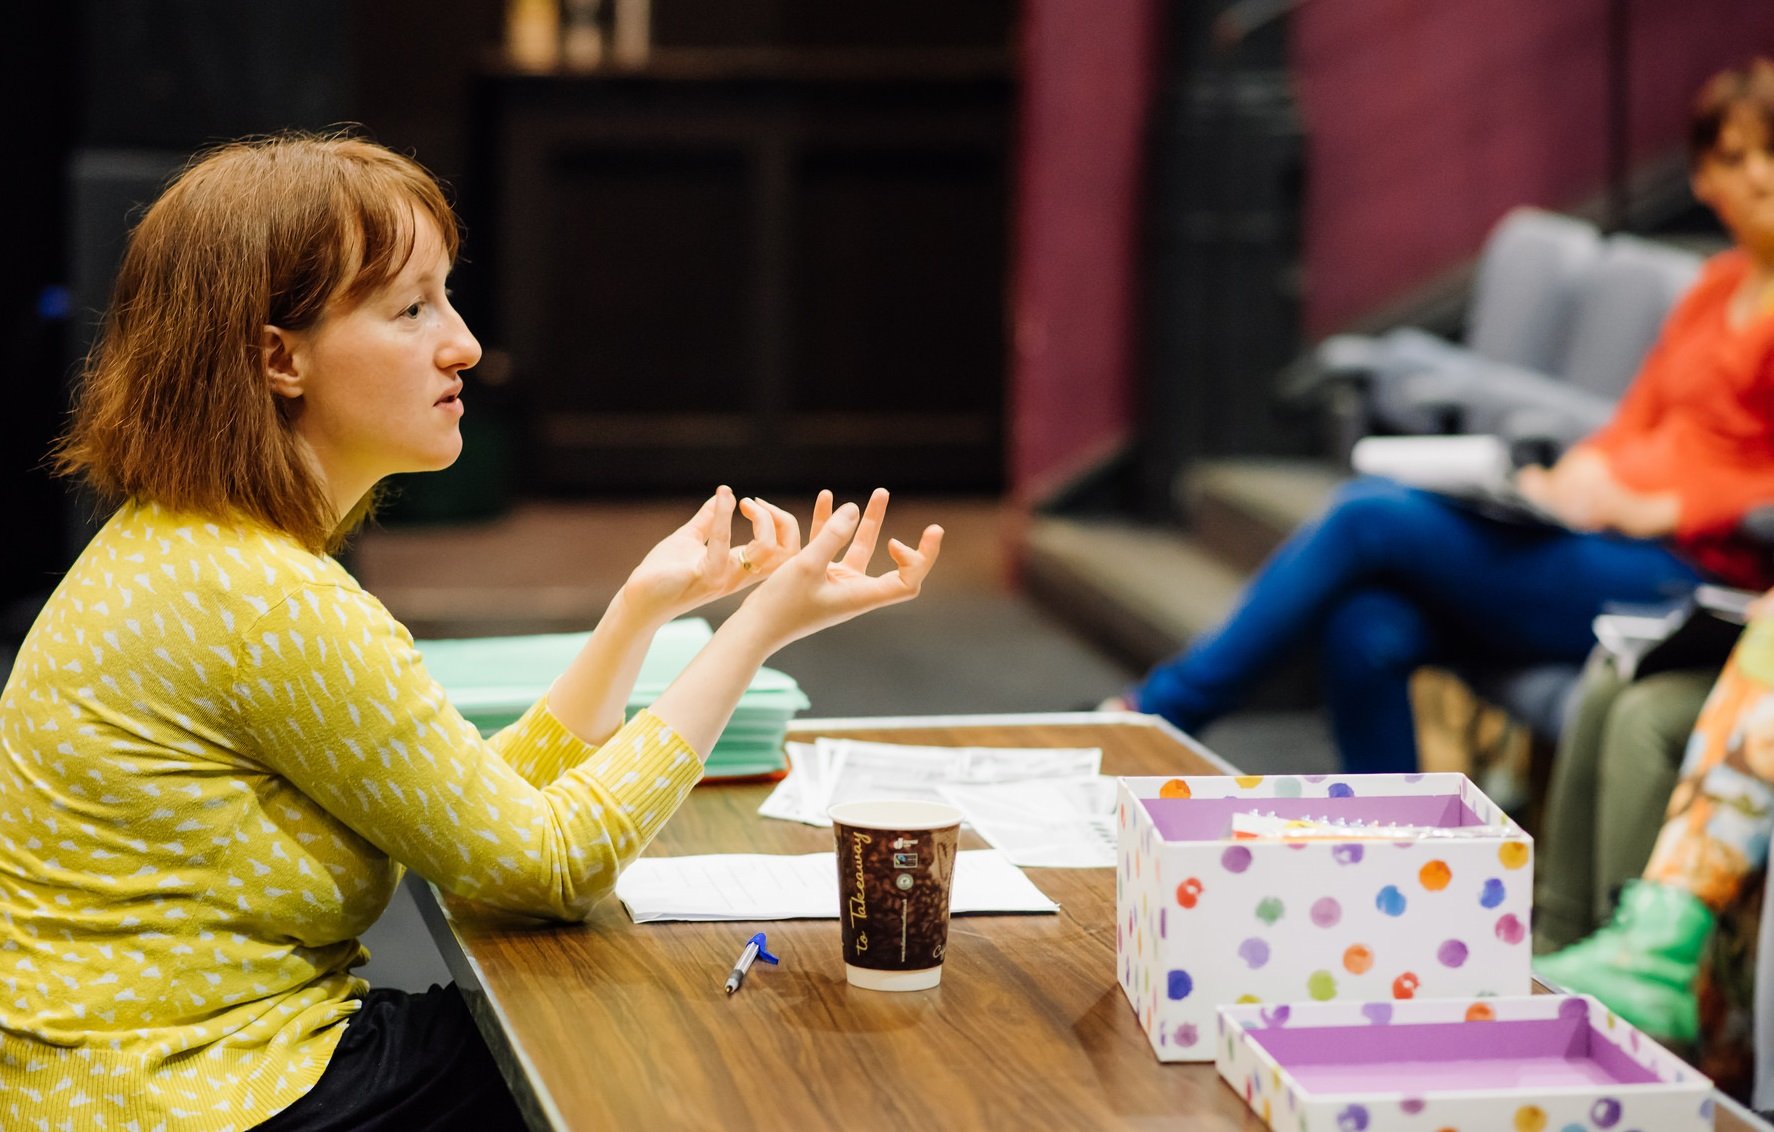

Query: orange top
[1583,250,1774,588]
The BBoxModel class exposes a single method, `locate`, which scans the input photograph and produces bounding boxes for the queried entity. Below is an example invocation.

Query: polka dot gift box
[1215,994,1713,1131]
[1115,773,1532,1063]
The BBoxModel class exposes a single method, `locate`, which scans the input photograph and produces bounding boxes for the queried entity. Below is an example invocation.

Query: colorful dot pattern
[1214,995,1714,1131]
[1117,773,1532,1064]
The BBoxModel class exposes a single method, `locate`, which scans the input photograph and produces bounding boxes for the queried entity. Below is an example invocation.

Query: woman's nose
[440,309,483,372]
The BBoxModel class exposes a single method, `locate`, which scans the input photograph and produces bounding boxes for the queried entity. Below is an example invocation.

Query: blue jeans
[1133,477,1704,772]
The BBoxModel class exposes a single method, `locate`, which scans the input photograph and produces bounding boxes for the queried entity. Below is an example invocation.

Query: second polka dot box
[1115,773,1533,1064]
[1215,994,1713,1131]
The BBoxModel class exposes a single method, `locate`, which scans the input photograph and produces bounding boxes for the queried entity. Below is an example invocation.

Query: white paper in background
[1350,434,1511,492]
[936,776,1119,868]
[614,849,1060,923]
[756,741,825,825]
[757,738,1102,827]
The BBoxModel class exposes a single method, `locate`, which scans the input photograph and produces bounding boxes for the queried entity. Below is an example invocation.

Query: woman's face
[270,211,482,514]
[1693,105,1774,252]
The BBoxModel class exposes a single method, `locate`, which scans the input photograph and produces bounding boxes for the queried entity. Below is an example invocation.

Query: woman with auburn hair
[0,133,942,1131]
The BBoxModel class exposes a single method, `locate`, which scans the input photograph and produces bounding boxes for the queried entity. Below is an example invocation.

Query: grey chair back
[1557,234,1703,398]
[1466,208,1603,371]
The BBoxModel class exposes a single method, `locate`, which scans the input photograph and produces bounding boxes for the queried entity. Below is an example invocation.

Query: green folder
[415,619,807,778]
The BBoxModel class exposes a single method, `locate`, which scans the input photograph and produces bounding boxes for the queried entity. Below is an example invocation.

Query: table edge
[409,875,566,1132]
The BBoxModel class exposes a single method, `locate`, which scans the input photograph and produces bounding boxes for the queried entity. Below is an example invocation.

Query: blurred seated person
[1536,606,1774,1046]
[0,133,942,1131]
[1108,59,1774,773]
[1534,652,1719,952]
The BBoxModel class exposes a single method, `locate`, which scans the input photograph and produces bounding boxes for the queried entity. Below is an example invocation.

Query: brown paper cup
[829,799,962,991]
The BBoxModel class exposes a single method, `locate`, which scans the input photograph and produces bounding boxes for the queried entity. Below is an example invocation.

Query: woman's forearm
[546,587,672,746]
[644,607,781,760]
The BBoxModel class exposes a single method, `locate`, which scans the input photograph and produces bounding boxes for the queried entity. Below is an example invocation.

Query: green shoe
[1532,880,1713,1044]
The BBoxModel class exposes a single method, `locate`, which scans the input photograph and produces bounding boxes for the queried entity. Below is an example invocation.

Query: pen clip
[749,931,779,965]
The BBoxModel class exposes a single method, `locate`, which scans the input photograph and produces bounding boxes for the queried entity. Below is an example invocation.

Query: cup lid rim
[827,799,963,830]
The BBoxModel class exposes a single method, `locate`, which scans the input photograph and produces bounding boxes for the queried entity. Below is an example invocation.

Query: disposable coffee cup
[828,799,962,991]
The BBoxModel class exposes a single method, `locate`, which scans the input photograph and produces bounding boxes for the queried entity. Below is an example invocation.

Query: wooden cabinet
[466,51,1012,492]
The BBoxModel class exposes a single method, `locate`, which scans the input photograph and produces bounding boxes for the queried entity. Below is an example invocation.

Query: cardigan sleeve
[229,581,703,921]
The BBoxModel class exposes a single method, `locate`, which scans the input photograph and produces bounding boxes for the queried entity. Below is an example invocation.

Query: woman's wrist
[712,602,789,665]
[610,579,685,634]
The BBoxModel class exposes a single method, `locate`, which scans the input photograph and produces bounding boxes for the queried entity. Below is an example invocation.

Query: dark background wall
[1,1,1022,639]
[1007,0,1161,505]
[0,7,79,638]
[1294,0,1774,335]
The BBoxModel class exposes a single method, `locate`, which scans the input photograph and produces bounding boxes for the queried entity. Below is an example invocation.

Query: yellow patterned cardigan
[0,502,701,1131]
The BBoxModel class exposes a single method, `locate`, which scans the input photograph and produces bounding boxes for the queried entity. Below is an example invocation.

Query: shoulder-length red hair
[55,131,461,554]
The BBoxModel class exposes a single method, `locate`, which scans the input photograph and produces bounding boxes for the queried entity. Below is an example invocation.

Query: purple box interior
[1140,795,1484,842]
[1245,1017,1662,1093]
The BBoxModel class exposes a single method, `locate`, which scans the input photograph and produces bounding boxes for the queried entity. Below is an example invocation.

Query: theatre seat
[1286,208,1604,438]
[1399,233,1703,458]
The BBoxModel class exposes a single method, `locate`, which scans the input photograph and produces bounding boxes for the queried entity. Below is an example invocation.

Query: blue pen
[724,931,779,995]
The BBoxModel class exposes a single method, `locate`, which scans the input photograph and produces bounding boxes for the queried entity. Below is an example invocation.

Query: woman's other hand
[621,486,801,624]
[1515,448,1679,537]
[730,488,943,650]
[1515,449,1614,528]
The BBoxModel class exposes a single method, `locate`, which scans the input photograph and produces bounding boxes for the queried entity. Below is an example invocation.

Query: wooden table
[414,712,1767,1131]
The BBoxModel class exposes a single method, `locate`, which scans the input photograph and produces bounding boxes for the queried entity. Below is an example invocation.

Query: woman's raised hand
[621,486,801,624]
[732,488,943,650]
[641,488,941,758]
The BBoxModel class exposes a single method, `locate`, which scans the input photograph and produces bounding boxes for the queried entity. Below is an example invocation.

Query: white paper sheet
[936,776,1119,868]
[615,849,1059,923]
[758,738,1102,827]
[1351,433,1512,492]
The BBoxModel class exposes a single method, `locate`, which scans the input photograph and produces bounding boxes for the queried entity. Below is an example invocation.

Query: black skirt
[250,984,528,1131]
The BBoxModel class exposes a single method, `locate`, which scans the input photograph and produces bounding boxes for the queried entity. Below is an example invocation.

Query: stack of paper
[1350,434,1561,527]
[760,738,1116,868]
[417,618,809,779]
[615,849,1060,923]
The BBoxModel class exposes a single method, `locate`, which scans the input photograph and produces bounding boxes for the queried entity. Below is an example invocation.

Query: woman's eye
[401,301,424,319]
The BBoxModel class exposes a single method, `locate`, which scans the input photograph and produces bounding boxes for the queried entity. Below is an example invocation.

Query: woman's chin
[425,434,466,472]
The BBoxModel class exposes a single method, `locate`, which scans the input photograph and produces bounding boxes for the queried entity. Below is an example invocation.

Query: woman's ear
[263,325,303,400]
